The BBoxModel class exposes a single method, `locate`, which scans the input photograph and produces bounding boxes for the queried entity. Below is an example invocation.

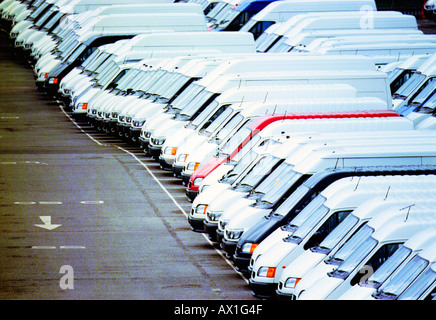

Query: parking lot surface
[0,29,257,300]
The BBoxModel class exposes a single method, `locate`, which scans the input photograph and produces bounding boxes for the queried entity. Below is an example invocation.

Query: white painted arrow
[34,216,62,230]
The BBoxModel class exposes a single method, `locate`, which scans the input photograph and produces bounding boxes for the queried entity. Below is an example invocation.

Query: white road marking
[59,105,250,284]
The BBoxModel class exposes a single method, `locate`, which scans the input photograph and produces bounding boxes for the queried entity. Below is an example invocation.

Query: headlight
[241,243,259,254]
[132,120,145,127]
[193,177,203,187]
[195,204,208,215]
[187,162,200,171]
[225,228,244,240]
[207,210,222,222]
[284,277,301,288]
[177,154,188,162]
[151,137,165,146]
[257,267,276,278]
[77,102,88,110]
[164,147,178,155]
[111,112,118,119]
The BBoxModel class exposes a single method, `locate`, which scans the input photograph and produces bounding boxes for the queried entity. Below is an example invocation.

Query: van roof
[215,84,358,103]
[401,229,436,253]
[291,142,436,174]
[320,175,436,205]
[370,208,436,243]
[250,0,376,21]
[350,196,436,226]
[126,31,254,50]
[77,13,207,36]
[199,54,377,78]
[286,29,424,48]
[237,96,388,116]
[249,111,403,132]
[277,12,417,37]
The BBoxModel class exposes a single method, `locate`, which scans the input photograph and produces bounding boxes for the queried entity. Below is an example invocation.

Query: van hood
[298,274,343,300]
[251,227,293,262]
[281,250,327,281]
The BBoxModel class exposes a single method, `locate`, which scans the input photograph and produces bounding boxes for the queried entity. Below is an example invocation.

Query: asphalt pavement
[0,30,256,300]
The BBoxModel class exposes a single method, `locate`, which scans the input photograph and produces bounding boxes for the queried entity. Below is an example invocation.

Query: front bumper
[249,278,277,299]
[221,238,238,257]
[188,215,206,232]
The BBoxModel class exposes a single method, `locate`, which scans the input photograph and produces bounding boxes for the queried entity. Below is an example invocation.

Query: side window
[201,104,231,131]
[249,21,275,40]
[78,35,135,65]
[350,242,403,286]
[303,210,352,250]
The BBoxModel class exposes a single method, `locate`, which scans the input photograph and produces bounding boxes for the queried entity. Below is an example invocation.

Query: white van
[372,245,436,300]
[175,68,393,177]
[298,203,436,300]
[220,133,436,255]
[13,2,201,50]
[256,11,417,53]
[239,0,376,39]
[273,28,424,54]
[61,31,256,116]
[139,54,381,151]
[186,114,411,199]
[156,84,369,168]
[166,93,387,175]
[336,228,436,300]
[34,12,208,92]
[286,197,436,300]
[202,117,414,235]
[248,178,436,298]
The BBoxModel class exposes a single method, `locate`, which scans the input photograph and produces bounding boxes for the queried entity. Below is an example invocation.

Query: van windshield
[159,74,191,100]
[408,77,436,107]
[178,90,216,119]
[200,106,234,137]
[285,195,327,235]
[329,236,378,279]
[312,214,360,255]
[273,184,311,217]
[221,149,260,185]
[398,264,436,300]
[415,90,436,114]
[376,255,429,300]
[363,245,412,289]
[253,162,298,204]
[169,83,205,113]
[217,125,253,157]
[393,73,426,99]
[235,155,282,191]
[326,224,374,267]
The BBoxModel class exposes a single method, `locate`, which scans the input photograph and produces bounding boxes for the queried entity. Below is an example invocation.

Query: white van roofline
[285,29,424,48]
[214,84,358,104]
[76,13,207,40]
[276,12,416,36]
[275,133,436,163]
[62,2,200,14]
[289,142,436,174]
[320,176,436,206]
[257,117,413,141]
[236,96,388,117]
[248,0,376,23]
[370,210,436,243]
